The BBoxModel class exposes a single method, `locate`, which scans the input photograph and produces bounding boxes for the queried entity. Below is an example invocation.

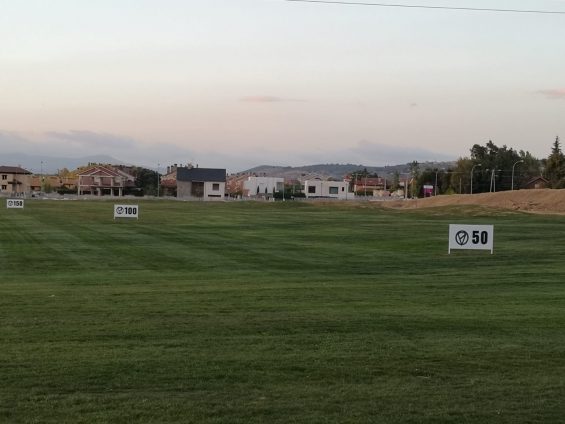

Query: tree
[467,140,538,192]
[130,167,160,196]
[545,136,565,188]
[408,161,420,198]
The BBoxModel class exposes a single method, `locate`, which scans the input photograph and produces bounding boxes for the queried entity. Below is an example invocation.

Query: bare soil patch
[381,189,565,214]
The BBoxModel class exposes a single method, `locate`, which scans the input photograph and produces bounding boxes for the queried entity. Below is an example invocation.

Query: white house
[304,180,349,199]
[243,176,284,198]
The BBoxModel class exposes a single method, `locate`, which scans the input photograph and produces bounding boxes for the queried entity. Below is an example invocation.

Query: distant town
[1,138,563,201]
[0,162,414,201]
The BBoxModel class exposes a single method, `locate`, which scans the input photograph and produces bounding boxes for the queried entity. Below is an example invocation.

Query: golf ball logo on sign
[7,199,24,209]
[449,224,493,254]
[114,204,139,219]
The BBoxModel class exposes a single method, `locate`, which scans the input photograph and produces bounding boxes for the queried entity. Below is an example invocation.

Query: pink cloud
[538,88,565,99]
[239,96,306,103]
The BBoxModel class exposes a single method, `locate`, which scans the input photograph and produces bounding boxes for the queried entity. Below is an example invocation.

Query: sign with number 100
[114,204,139,219]
[449,224,494,254]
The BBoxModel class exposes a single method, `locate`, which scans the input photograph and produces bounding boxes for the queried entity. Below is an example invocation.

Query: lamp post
[40,161,44,194]
[434,168,444,196]
[511,160,524,191]
[157,163,160,198]
[470,163,481,194]
[489,169,501,192]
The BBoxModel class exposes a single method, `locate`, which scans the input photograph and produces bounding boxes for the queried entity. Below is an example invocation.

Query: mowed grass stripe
[1,200,564,423]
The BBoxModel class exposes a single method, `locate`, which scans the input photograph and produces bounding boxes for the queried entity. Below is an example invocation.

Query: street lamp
[488,169,502,192]
[511,160,524,191]
[40,161,44,194]
[157,163,160,198]
[470,163,481,194]
[434,168,444,196]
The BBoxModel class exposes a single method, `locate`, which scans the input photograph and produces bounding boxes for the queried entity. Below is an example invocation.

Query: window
[1,175,6,180]
[212,183,220,191]
[1,185,6,190]
[329,186,339,194]
[308,186,316,194]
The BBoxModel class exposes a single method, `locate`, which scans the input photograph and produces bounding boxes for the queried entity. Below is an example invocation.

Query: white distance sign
[449,224,494,254]
[7,199,24,209]
[114,204,139,219]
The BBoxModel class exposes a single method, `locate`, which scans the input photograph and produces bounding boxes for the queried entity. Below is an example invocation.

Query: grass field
[1,199,564,423]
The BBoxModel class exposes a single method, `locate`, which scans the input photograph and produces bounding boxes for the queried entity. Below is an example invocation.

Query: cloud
[538,89,565,99]
[269,140,454,169]
[0,131,33,147]
[239,95,306,103]
[46,130,137,149]
[0,130,455,174]
[0,129,198,171]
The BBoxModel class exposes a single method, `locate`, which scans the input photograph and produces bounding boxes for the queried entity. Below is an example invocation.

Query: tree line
[408,137,563,197]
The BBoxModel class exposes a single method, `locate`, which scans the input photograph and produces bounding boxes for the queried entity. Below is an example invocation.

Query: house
[243,176,284,198]
[176,167,226,201]
[30,175,78,193]
[0,166,32,196]
[350,177,387,194]
[226,173,249,198]
[77,165,135,196]
[524,176,549,190]
[159,164,180,197]
[304,180,349,199]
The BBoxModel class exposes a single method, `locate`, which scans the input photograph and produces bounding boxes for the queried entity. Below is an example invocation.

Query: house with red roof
[77,165,135,196]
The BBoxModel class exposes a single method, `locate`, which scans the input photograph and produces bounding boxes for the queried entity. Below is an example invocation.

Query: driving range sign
[6,199,24,209]
[449,224,493,254]
[114,204,139,219]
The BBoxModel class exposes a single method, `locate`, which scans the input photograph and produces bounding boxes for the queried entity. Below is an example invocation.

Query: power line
[284,0,565,15]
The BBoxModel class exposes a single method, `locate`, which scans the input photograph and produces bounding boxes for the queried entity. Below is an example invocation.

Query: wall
[243,177,284,197]
[177,180,225,201]
[0,173,31,195]
[304,180,348,199]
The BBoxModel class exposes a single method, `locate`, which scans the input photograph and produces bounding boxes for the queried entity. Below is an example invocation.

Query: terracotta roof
[78,165,122,177]
[160,179,177,188]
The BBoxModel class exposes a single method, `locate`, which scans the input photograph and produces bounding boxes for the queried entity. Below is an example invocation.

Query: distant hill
[0,153,126,174]
[238,161,456,180]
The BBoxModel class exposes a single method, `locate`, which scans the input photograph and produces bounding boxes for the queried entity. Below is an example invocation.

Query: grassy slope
[1,200,564,423]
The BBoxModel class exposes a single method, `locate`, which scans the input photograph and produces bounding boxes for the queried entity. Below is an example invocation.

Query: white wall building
[304,180,349,199]
[243,176,284,197]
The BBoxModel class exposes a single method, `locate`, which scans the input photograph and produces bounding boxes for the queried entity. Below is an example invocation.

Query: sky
[1,0,565,172]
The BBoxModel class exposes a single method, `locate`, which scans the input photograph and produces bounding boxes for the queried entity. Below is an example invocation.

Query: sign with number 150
[7,199,24,209]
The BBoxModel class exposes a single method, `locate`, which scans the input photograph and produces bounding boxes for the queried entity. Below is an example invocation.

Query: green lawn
[1,199,564,423]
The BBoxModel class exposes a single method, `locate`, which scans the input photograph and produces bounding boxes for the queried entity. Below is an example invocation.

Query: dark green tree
[131,167,160,196]
[545,136,565,188]
[467,140,538,193]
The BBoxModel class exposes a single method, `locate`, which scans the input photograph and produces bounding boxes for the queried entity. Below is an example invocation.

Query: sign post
[114,204,139,220]
[6,199,25,209]
[449,224,494,254]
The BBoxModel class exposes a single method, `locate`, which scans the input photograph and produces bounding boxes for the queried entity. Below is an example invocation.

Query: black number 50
[472,231,488,244]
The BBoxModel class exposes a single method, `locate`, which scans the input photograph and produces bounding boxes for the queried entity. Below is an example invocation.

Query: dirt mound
[382,189,565,214]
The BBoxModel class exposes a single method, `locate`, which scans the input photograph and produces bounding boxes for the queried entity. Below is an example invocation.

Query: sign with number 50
[449,224,494,254]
